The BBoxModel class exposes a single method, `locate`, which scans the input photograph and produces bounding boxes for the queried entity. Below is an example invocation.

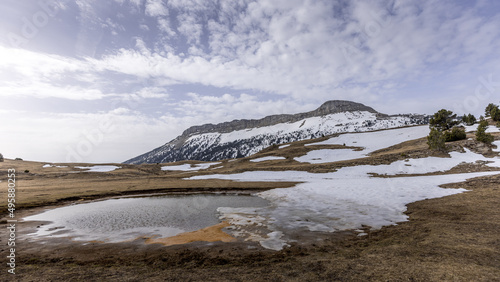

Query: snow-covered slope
[125,101,428,164]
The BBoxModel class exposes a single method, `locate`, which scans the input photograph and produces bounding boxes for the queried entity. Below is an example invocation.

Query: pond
[23,193,270,243]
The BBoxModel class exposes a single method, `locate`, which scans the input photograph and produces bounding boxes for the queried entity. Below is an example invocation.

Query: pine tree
[490,106,500,121]
[427,127,446,152]
[462,113,476,126]
[476,120,494,144]
[485,103,497,117]
[429,109,458,131]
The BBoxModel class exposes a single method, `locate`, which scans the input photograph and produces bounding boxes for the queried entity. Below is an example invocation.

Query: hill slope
[125,100,428,164]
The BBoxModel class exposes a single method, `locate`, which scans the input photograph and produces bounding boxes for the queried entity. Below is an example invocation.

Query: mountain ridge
[125,100,428,164]
[181,100,379,138]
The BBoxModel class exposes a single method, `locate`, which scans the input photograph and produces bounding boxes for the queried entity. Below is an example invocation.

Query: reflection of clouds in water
[23,194,269,243]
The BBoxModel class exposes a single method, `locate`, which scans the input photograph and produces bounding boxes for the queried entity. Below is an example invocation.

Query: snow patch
[250,156,286,162]
[487,126,500,133]
[161,162,220,171]
[75,165,120,172]
[361,149,500,175]
[464,124,499,133]
[279,144,291,149]
[307,125,429,151]
[294,149,362,163]
[43,164,68,168]
[297,126,429,163]
[259,231,289,251]
[493,141,500,152]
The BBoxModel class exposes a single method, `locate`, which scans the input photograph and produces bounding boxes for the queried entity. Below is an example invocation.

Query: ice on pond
[23,194,269,243]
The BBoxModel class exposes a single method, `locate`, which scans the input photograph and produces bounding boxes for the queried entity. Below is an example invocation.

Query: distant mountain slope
[124,100,429,164]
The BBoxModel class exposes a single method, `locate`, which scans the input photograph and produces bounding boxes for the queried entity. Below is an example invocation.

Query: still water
[23,194,269,242]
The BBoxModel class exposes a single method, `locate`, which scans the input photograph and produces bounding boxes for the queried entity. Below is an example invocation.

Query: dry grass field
[1,130,499,281]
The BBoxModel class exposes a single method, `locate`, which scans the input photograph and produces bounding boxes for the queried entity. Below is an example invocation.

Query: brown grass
[1,128,499,280]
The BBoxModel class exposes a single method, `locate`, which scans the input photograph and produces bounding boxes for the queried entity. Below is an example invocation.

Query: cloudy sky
[1,0,499,163]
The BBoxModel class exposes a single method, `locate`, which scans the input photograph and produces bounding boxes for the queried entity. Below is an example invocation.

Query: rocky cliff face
[181,100,379,138]
[124,100,428,164]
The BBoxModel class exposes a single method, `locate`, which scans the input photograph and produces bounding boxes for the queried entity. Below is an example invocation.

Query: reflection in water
[23,194,269,242]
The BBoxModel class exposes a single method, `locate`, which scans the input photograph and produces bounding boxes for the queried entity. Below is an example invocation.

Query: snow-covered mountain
[124,100,429,164]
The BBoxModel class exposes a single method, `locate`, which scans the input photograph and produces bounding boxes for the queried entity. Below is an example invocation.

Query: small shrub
[444,127,466,142]
[24,170,30,173]
[476,120,494,144]
[427,128,446,152]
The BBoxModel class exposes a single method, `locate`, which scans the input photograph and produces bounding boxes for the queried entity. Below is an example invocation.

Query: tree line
[427,103,500,152]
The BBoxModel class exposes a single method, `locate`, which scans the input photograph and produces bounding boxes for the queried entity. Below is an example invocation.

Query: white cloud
[109,107,131,115]
[0,82,105,100]
[145,0,168,17]
[177,13,203,45]
[4,1,500,108]
[157,18,176,37]
[136,87,169,99]
[169,93,317,124]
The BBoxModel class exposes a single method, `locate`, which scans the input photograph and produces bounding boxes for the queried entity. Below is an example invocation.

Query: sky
[1,0,500,163]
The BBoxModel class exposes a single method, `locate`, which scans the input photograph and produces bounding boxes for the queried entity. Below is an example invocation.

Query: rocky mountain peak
[124,100,428,164]
[313,100,378,115]
[180,100,379,138]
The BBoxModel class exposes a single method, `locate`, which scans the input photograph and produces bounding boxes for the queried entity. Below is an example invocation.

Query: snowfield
[189,126,500,250]
[296,126,429,163]
[213,111,416,145]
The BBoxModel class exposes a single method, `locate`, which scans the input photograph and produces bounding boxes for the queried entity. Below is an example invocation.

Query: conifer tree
[427,127,446,152]
[429,109,458,131]
[485,103,497,117]
[462,113,476,126]
[476,120,494,144]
